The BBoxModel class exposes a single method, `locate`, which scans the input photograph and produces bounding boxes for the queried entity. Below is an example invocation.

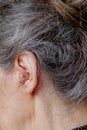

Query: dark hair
[0,0,87,104]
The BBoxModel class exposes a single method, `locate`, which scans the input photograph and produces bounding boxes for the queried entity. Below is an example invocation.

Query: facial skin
[0,51,87,130]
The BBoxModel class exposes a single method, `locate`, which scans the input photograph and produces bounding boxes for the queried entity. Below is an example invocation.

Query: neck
[34,89,87,130]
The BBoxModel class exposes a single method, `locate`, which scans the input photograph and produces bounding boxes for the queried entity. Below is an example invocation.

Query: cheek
[0,96,25,130]
[0,77,6,112]
[0,75,18,96]
[0,72,24,129]
[0,96,34,130]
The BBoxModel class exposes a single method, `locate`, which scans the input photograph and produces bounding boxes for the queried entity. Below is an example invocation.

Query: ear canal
[20,72,30,85]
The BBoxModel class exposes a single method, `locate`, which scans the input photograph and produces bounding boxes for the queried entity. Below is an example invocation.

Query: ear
[14,51,38,94]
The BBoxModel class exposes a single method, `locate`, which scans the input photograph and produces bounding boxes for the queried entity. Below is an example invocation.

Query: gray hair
[0,0,87,104]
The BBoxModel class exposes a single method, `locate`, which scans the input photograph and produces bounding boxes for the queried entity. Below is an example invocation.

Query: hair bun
[49,0,87,31]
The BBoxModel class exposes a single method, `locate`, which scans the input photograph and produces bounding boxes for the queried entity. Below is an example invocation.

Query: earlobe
[14,51,38,94]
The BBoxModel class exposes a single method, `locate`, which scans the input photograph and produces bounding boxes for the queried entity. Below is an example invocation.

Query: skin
[0,51,87,130]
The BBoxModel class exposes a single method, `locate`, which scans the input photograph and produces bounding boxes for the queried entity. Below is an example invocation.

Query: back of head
[0,0,87,105]
[49,0,87,31]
